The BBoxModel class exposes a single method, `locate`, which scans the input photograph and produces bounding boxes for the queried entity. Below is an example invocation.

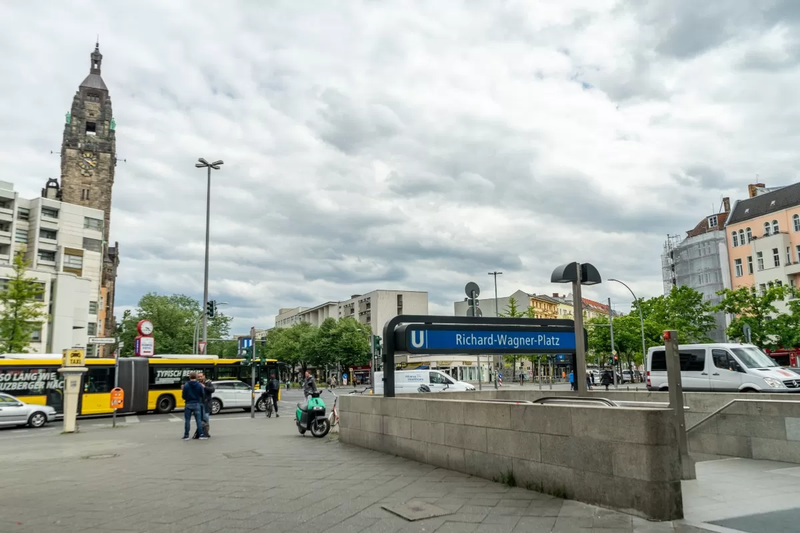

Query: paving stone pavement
[0,415,714,533]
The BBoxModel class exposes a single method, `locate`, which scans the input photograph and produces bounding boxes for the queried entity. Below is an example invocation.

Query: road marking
[124,415,140,424]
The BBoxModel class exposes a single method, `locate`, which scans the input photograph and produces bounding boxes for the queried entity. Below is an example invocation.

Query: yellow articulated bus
[0,354,282,416]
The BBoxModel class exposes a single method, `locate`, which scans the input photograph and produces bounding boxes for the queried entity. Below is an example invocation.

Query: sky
[1,0,799,334]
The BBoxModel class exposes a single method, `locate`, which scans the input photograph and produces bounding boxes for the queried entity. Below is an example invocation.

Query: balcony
[785,262,800,276]
[0,208,12,223]
[38,240,57,252]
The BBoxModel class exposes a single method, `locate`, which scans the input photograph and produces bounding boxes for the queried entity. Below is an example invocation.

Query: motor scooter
[296,391,331,438]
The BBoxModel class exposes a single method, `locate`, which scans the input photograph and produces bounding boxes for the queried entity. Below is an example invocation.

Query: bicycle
[349,386,370,395]
[263,394,274,418]
[327,388,339,428]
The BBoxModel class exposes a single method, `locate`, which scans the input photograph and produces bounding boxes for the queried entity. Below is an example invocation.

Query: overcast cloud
[1,0,799,333]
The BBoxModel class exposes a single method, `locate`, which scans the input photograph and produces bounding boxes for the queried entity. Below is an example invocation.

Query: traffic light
[373,335,382,354]
[206,300,216,319]
[241,345,253,363]
[466,296,481,316]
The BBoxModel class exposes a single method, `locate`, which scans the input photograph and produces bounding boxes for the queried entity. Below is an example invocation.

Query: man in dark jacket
[182,372,206,440]
[264,374,281,417]
[303,370,318,400]
[197,373,215,438]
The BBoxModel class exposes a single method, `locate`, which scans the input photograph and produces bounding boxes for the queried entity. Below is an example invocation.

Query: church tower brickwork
[60,43,120,338]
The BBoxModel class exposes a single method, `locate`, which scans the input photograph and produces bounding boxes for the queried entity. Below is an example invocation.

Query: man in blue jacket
[182,372,207,440]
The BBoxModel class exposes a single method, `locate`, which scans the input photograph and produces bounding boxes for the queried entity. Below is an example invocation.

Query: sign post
[110,386,124,428]
[58,348,87,433]
[664,329,696,480]
[198,341,207,355]
[464,282,482,390]
[250,327,257,418]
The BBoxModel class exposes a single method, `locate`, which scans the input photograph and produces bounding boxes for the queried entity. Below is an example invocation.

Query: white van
[646,343,800,393]
[373,370,476,395]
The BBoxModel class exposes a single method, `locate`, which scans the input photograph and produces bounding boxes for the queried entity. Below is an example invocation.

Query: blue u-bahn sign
[395,325,577,354]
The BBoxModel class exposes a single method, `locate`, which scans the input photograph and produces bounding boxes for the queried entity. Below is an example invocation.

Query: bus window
[215,366,239,380]
[85,368,115,393]
[0,366,64,413]
[149,366,211,389]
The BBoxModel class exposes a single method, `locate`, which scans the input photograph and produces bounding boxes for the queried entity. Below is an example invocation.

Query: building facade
[0,180,105,354]
[529,294,559,318]
[453,289,532,317]
[725,182,800,313]
[274,290,429,335]
[661,198,732,343]
[59,43,120,340]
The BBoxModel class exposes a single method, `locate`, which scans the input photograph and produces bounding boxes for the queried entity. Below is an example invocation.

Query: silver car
[0,393,57,428]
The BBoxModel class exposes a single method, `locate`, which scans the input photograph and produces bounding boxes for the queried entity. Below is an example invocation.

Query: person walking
[195,373,214,438]
[601,369,613,391]
[303,370,318,400]
[568,370,576,391]
[265,374,280,417]
[182,372,206,440]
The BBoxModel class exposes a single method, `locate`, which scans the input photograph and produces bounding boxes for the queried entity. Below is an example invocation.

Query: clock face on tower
[79,151,97,176]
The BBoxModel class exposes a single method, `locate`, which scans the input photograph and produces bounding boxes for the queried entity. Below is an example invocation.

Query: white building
[0,180,105,354]
[274,289,429,335]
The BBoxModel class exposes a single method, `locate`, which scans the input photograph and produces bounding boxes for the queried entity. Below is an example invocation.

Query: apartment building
[0,180,105,354]
[725,182,800,312]
[275,289,429,335]
[529,294,559,318]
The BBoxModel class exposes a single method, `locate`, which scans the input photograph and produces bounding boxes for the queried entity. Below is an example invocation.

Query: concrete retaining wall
[339,395,683,521]
[430,389,800,463]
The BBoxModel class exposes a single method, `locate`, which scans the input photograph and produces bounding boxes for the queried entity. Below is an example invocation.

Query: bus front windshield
[731,347,779,369]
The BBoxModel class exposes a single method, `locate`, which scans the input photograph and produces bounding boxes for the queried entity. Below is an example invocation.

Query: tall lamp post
[195,158,224,346]
[551,262,602,396]
[608,278,647,367]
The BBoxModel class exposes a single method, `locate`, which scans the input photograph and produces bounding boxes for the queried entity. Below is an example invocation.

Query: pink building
[725,182,800,306]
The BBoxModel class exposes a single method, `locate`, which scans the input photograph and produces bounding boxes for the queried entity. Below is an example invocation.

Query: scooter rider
[303,370,318,403]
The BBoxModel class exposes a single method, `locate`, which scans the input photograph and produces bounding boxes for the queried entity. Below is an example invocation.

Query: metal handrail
[532,396,618,407]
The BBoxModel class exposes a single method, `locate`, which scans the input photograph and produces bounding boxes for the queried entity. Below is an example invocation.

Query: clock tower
[60,42,120,338]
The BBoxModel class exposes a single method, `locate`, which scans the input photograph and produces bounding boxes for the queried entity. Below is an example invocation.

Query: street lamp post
[608,278,647,369]
[195,158,224,347]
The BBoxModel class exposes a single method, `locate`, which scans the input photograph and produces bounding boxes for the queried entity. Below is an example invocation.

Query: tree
[715,285,798,349]
[0,250,46,353]
[117,293,232,356]
[633,286,716,345]
[331,317,371,368]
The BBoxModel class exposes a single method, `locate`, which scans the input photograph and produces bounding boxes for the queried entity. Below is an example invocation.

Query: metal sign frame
[381,315,584,398]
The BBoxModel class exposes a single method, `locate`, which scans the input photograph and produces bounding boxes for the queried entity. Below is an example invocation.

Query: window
[739,229,745,245]
[85,121,97,135]
[759,283,767,293]
[86,345,97,357]
[80,189,90,201]
[214,381,235,390]
[649,349,705,372]
[777,280,783,288]
[64,254,83,269]
[14,229,27,243]
[38,250,55,262]
[89,301,98,314]
[732,231,739,247]
[764,222,771,236]
[82,238,102,252]
[789,247,793,265]
[757,251,764,271]
[41,207,58,219]
[747,256,753,275]
[746,227,752,243]
[712,349,739,372]
[39,228,57,240]
[85,368,115,393]
[149,366,210,388]
[774,248,780,267]
[797,245,800,263]
[34,282,45,301]
[84,217,103,231]
[773,220,780,234]
[734,259,743,277]
[731,346,778,369]
[708,215,718,228]
[794,214,800,232]
[16,207,29,221]
[87,322,97,336]
[31,329,41,342]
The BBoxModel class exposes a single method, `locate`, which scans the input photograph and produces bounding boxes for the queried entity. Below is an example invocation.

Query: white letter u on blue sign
[411,330,425,349]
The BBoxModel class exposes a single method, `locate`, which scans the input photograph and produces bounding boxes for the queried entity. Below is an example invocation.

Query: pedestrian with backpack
[195,373,214,438]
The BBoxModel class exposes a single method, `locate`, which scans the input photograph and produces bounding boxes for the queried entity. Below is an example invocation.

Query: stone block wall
[339,395,683,521]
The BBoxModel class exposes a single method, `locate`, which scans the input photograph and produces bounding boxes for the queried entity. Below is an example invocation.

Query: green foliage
[117,293,232,356]
[715,285,799,349]
[588,285,716,366]
[263,317,371,371]
[0,250,46,353]
[499,297,527,376]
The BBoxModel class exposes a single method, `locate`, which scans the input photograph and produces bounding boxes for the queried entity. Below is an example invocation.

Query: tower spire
[90,40,102,75]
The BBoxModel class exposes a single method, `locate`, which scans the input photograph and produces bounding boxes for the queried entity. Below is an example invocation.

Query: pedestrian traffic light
[467,297,480,316]
[206,300,216,319]
[242,345,253,363]
[373,335,382,354]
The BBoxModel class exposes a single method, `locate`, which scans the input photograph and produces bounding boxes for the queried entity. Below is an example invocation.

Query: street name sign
[88,337,116,345]
[395,324,579,354]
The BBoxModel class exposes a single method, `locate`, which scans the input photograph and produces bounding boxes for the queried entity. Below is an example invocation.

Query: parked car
[0,393,57,428]
[210,380,267,414]
[646,343,800,392]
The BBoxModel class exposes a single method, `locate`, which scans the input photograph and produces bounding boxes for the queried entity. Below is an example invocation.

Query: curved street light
[608,279,647,362]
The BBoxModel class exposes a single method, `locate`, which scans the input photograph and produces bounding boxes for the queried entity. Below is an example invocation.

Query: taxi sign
[110,387,124,409]
[62,348,85,367]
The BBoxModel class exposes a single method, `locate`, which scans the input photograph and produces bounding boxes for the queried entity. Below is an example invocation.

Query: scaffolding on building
[662,234,682,294]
